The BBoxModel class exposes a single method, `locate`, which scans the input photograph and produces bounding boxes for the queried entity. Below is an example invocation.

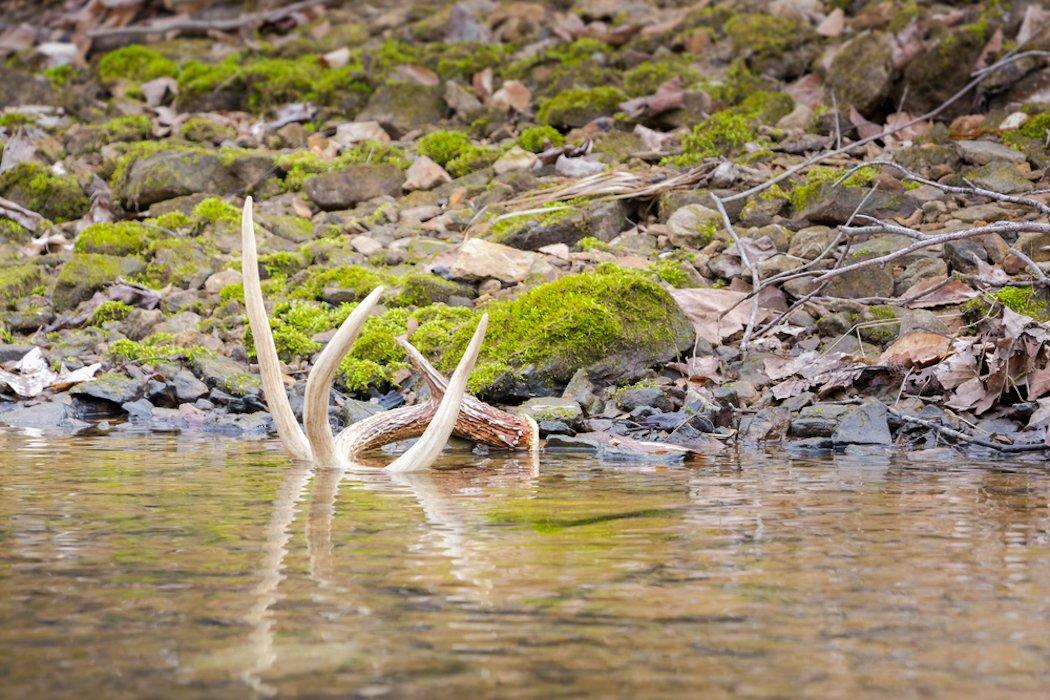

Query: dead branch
[87,0,330,40]
[887,406,1050,453]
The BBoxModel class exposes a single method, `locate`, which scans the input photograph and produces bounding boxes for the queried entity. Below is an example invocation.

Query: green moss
[43,64,77,87]
[177,53,369,111]
[506,38,611,80]
[724,13,808,65]
[666,90,793,166]
[622,60,698,96]
[101,115,152,141]
[994,286,1047,319]
[417,130,471,167]
[537,86,626,128]
[219,282,244,305]
[489,200,580,241]
[392,272,469,307]
[787,165,876,212]
[337,307,411,391]
[74,221,153,256]
[97,45,178,86]
[257,251,303,277]
[649,259,690,288]
[1017,110,1050,142]
[178,116,235,144]
[577,236,609,252]
[859,304,900,344]
[428,264,688,394]
[445,144,501,178]
[292,265,389,302]
[149,210,192,231]
[109,333,205,364]
[192,197,240,225]
[54,254,125,309]
[0,264,43,303]
[90,300,133,325]
[0,112,35,128]
[0,162,89,222]
[0,217,30,242]
[275,141,408,191]
[517,125,565,153]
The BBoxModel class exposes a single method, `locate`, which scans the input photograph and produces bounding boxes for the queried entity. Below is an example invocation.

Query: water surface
[1,432,1047,698]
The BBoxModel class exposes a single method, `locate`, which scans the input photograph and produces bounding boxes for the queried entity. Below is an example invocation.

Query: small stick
[887,406,1050,453]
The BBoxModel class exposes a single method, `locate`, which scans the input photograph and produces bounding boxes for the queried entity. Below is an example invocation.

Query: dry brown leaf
[901,275,977,308]
[879,331,951,368]
[619,77,684,118]
[669,288,770,345]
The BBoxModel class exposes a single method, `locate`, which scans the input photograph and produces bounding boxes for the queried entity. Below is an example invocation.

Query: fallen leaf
[879,331,951,368]
[489,80,531,113]
[669,288,771,345]
[0,348,57,398]
[901,275,977,308]
[619,77,684,118]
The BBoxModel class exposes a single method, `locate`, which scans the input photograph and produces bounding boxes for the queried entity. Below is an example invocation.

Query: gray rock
[739,407,791,445]
[666,204,722,248]
[121,151,239,209]
[0,66,56,107]
[0,400,90,433]
[190,354,260,397]
[788,225,838,260]
[172,368,209,402]
[832,401,892,446]
[789,403,851,438]
[70,373,142,405]
[304,163,404,210]
[961,163,1033,194]
[0,344,33,362]
[827,32,895,117]
[955,140,1028,166]
[615,386,678,413]
[795,184,919,225]
[519,397,583,423]
[562,368,603,415]
[538,419,573,435]
[495,200,631,251]
[358,82,446,137]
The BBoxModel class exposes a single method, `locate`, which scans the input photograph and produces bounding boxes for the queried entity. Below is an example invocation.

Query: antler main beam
[241,197,538,471]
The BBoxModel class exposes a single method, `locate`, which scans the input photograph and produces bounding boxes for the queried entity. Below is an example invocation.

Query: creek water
[0,432,1047,698]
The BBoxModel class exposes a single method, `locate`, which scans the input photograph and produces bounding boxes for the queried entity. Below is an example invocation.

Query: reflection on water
[0,432,1048,698]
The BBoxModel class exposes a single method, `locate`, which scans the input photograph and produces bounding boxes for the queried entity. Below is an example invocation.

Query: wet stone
[831,401,892,446]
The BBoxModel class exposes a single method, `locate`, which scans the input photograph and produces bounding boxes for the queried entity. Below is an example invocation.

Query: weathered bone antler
[241,197,538,471]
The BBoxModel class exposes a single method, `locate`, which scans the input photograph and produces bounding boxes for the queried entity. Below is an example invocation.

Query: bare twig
[888,406,1050,453]
[87,0,330,40]
[711,193,762,350]
[816,222,1050,283]
[721,52,1049,204]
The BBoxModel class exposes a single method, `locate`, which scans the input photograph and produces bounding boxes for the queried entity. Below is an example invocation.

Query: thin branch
[721,52,1049,204]
[711,193,761,350]
[888,406,1050,453]
[816,222,1050,283]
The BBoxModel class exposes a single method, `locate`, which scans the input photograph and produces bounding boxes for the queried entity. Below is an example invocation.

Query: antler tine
[385,314,489,472]
[302,286,384,467]
[242,196,312,461]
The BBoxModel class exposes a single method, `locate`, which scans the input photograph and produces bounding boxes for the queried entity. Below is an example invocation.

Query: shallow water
[0,432,1047,698]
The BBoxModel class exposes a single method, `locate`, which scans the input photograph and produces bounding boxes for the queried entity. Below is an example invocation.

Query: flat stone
[121,151,238,209]
[496,200,630,251]
[0,400,90,434]
[333,120,390,147]
[70,373,142,405]
[519,397,583,423]
[402,156,451,192]
[350,234,384,256]
[789,403,851,438]
[955,139,1027,166]
[304,163,404,210]
[962,163,1033,194]
[831,400,892,445]
[445,238,551,284]
[666,204,722,248]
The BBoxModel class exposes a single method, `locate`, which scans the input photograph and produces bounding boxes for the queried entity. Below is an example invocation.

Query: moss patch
[90,300,134,325]
[994,286,1047,320]
[0,163,89,222]
[516,125,565,153]
[0,264,43,305]
[97,45,178,85]
[666,90,793,166]
[74,221,153,256]
[537,86,626,129]
[417,129,471,166]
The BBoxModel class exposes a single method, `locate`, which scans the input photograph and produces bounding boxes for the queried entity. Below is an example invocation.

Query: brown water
[0,432,1048,699]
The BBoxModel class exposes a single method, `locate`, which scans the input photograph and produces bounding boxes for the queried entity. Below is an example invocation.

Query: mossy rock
[724,13,818,80]
[537,86,625,128]
[53,253,143,311]
[0,65,57,107]
[827,32,894,118]
[64,115,152,156]
[431,264,695,400]
[119,150,239,209]
[490,199,631,251]
[0,264,44,307]
[190,353,260,397]
[900,22,988,116]
[74,221,153,256]
[0,163,89,222]
[177,116,236,144]
[358,81,447,137]
[393,272,474,307]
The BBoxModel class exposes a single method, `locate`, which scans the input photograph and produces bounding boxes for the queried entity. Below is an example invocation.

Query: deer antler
[241,197,538,471]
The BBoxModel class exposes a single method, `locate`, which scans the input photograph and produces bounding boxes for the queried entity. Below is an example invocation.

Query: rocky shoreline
[1,0,1049,460]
